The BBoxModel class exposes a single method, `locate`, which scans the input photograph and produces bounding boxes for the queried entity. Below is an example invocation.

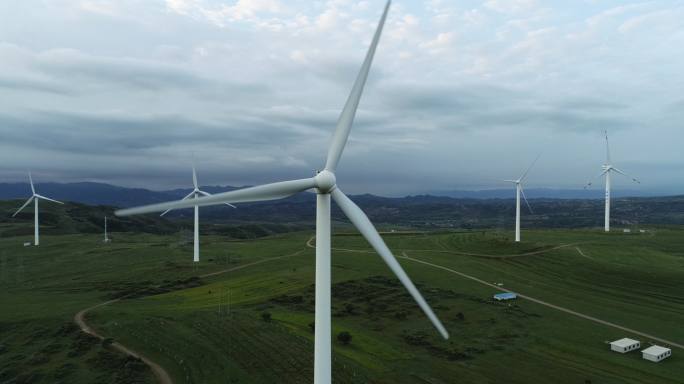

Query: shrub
[101,338,114,348]
[337,331,352,345]
[260,312,272,322]
[308,322,315,332]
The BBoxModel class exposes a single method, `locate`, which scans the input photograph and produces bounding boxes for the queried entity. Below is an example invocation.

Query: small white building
[642,346,671,362]
[610,338,640,353]
[623,229,631,233]
[640,229,646,233]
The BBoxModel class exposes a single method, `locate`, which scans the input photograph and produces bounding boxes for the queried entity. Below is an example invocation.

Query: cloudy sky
[1,0,682,196]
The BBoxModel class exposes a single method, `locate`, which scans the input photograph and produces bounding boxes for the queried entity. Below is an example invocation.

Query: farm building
[642,346,671,362]
[610,338,640,353]
[623,229,631,233]
[640,229,646,233]
[494,292,516,301]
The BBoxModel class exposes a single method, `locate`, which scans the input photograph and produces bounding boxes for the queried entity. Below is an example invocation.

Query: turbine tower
[104,217,110,242]
[584,132,640,232]
[160,150,235,262]
[492,155,539,242]
[116,3,449,383]
[12,169,63,246]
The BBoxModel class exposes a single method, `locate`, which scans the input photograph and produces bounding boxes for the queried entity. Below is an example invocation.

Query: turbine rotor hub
[314,169,337,194]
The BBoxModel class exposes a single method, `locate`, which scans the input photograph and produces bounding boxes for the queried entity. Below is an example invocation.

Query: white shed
[623,229,631,233]
[610,338,640,353]
[642,346,671,362]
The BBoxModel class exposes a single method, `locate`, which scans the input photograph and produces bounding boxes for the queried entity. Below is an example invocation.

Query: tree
[308,322,315,333]
[456,312,465,321]
[337,331,352,345]
[260,312,272,322]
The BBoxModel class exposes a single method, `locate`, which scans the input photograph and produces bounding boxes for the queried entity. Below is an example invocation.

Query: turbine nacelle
[602,165,611,171]
[314,170,337,194]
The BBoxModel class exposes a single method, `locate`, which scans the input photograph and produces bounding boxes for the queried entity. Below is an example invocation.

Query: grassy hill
[1,226,683,383]
[0,199,312,240]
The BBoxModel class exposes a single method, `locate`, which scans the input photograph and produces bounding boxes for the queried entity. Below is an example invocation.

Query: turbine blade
[583,169,608,189]
[199,190,236,208]
[484,179,517,183]
[160,191,195,216]
[37,195,63,205]
[605,131,611,165]
[324,0,390,172]
[518,154,540,181]
[28,168,35,195]
[611,168,640,184]
[331,188,449,339]
[13,197,34,217]
[117,178,315,216]
[191,149,198,189]
[519,184,533,214]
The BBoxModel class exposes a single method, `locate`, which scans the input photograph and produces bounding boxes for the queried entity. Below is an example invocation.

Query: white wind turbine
[584,131,640,232]
[116,2,448,382]
[491,155,539,242]
[160,150,235,262]
[12,169,63,246]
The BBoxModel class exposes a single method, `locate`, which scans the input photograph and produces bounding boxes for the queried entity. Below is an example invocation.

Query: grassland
[1,225,683,383]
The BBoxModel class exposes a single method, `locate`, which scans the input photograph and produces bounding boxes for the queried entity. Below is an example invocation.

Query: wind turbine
[12,169,63,246]
[492,155,539,242]
[116,2,448,382]
[160,150,235,262]
[584,131,640,232]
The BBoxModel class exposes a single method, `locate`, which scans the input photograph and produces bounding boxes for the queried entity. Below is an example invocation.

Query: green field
[1,226,683,383]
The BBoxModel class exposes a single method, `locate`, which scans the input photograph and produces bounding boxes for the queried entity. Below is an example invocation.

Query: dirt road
[75,300,174,384]
[312,236,683,350]
[401,253,684,350]
[73,238,315,384]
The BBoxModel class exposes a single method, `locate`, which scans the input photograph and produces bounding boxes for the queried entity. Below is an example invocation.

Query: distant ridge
[425,188,668,200]
[0,182,673,208]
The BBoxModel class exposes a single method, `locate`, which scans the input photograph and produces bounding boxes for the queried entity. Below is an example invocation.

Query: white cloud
[281,156,307,166]
[419,31,456,55]
[484,0,536,15]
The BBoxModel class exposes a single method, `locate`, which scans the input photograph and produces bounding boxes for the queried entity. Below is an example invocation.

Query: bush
[337,331,352,345]
[457,312,465,321]
[260,312,272,322]
[67,331,99,357]
[101,338,114,348]
[308,322,315,332]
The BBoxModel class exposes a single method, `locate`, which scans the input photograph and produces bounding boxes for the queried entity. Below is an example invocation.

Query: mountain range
[0,182,671,208]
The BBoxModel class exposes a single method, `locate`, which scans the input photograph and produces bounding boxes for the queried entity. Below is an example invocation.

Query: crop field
[1,225,684,383]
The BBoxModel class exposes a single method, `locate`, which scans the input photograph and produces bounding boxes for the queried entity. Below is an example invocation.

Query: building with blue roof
[494,292,517,301]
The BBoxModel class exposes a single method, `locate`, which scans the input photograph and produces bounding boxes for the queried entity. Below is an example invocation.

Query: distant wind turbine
[103,217,110,242]
[160,150,235,262]
[491,155,539,242]
[116,2,449,383]
[584,132,640,232]
[12,169,63,246]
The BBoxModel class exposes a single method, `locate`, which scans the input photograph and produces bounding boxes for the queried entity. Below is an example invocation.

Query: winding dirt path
[75,233,682,384]
[74,238,315,384]
[75,299,174,384]
[317,235,684,350]
[400,253,684,350]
